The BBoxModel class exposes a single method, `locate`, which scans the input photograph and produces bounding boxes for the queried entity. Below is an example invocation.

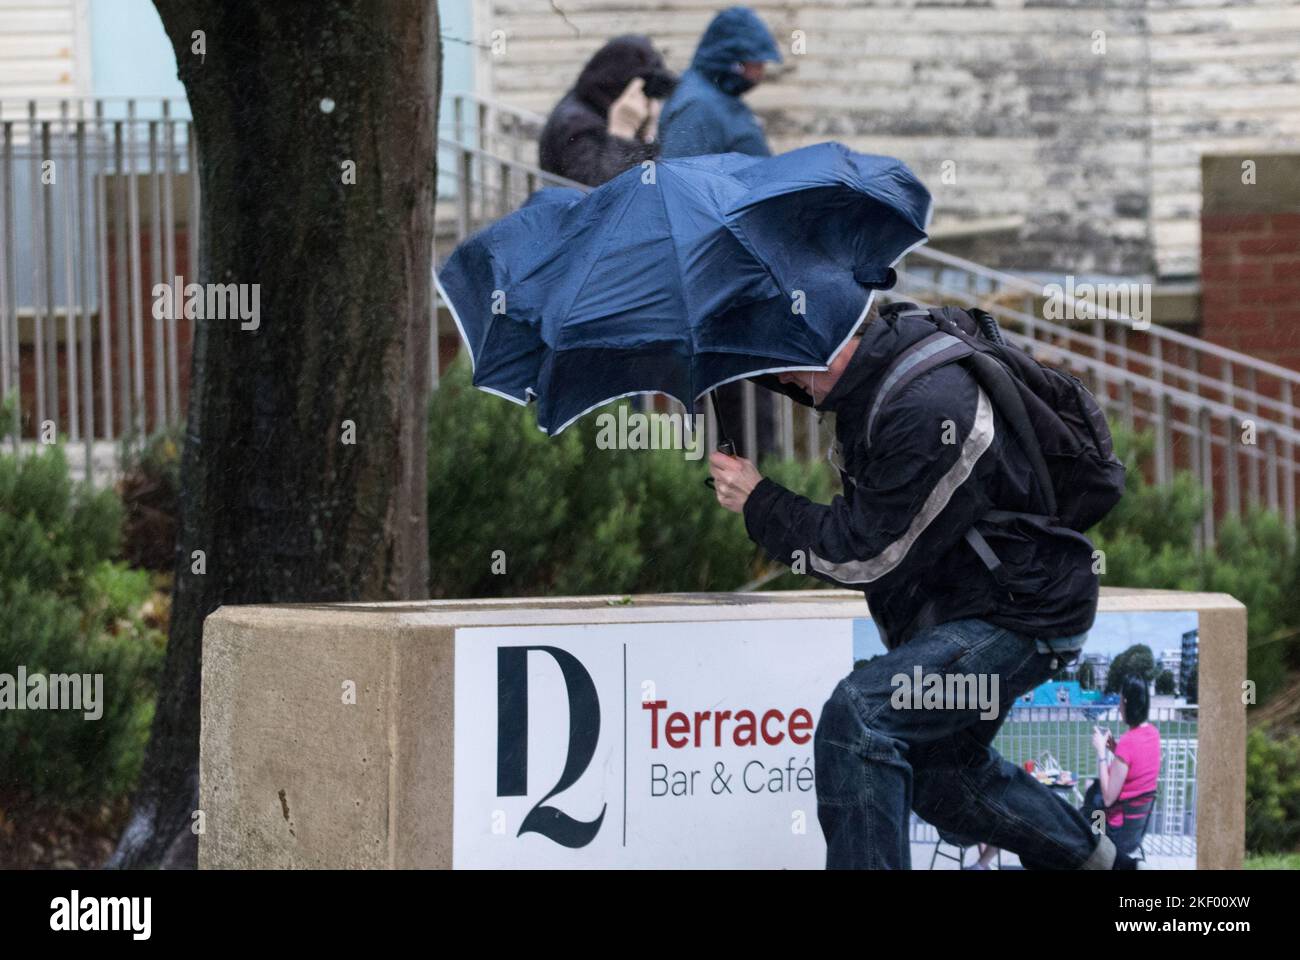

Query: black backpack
[870,302,1126,585]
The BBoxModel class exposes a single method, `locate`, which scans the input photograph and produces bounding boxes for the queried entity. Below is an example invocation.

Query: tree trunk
[112,0,437,868]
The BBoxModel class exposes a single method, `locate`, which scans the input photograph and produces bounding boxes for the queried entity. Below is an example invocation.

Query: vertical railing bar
[163,106,179,426]
[430,281,440,391]
[61,121,80,444]
[5,117,18,442]
[1244,367,1258,509]
[1283,382,1296,534]
[1200,407,1215,551]
[95,110,114,441]
[457,148,471,242]
[95,104,113,437]
[1265,430,1279,515]
[149,120,165,431]
[127,101,146,438]
[1156,394,1171,486]
[1191,405,1204,554]
[114,120,131,438]
[1151,333,1163,389]
[44,119,64,436]
[1225,415,1240,519]
[188,121,200,422]
[0,121,9,416]
[1115,319,1127,390]
[32,110,47,433]
[77,119,95,468]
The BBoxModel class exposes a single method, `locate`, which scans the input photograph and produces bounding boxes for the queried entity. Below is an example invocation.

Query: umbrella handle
[710,392,735,452]
[704,391,739,488]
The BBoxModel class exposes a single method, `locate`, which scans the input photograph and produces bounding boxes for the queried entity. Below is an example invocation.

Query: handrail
[448,92,547,129]
[881,288,1300,446]
[437,136,587,191]
[909,245,1300,388]
[895,268,1300,429]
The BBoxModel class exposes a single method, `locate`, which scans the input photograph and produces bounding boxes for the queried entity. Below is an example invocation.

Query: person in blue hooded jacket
[659,7,782,159]
[664,9,785,455]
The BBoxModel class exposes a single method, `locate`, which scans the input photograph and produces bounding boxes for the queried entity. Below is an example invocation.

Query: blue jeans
[814,618,1113,870]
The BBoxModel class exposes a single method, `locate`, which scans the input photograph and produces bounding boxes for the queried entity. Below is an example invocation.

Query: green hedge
[427,358,836,598]
[0,418,164,807]
[1247,727,1300,854]
[1092,429,1300,705]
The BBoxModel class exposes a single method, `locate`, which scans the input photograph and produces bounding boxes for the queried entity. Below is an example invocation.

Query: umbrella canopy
[435,141,932,434]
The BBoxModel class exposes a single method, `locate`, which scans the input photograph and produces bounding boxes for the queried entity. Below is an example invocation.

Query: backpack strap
[865,326,1056,518]
[865,330,972,447]
[866,309,1061,598]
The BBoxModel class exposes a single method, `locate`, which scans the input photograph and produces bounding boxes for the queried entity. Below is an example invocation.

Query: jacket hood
[574,35,677,115]
[749,307,944,414]
[691,7,782,96]
[816,308,953,416]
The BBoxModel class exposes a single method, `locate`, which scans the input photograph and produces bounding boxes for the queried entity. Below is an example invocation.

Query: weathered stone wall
[473,0,1300,279]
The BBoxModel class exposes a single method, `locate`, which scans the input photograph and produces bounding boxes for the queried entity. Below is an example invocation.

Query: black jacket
[538,35,674,187]
[743,310,1099,649]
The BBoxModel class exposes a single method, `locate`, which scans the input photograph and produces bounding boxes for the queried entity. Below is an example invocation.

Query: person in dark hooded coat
[659,7,782,158]
[538,35,677,187]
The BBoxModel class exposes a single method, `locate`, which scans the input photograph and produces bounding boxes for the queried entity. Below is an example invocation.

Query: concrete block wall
[199,588,1246,869]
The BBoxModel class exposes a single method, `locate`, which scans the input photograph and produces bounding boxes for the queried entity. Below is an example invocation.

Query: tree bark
[112,0,437,868]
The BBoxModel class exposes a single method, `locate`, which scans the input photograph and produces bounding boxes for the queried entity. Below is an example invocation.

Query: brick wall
[1200,154,1300,373]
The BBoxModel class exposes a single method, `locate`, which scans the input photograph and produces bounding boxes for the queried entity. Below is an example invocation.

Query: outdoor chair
[930,829,1000,870]
[1106,790,1158,862]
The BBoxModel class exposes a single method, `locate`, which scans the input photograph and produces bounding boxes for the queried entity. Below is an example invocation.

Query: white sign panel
[453,618,854,868]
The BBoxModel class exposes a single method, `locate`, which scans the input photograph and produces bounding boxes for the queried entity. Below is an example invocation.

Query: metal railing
[7,91,1299,535]
[433,93,1300,540]
[888,254,1300,541]
[911,705,1199,861]
[446,93,547,166]
[0,98,197,471]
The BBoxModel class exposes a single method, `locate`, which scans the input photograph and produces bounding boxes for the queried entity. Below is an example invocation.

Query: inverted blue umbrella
[435,141,931,435]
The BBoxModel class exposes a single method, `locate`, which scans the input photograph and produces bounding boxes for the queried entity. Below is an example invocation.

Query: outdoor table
[1045,779,1084,808]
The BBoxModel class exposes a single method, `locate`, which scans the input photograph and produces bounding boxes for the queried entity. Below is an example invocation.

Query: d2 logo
[496,646,606,847]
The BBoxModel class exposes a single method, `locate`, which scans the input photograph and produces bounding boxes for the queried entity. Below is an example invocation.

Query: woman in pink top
[1087,676,1162,850]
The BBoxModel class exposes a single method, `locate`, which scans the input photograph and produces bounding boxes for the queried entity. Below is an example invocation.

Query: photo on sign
[853,612,1200,869]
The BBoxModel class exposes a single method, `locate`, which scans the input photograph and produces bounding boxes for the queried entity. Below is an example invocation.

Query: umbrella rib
[550,186,644,353]
[651,165,698,396]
